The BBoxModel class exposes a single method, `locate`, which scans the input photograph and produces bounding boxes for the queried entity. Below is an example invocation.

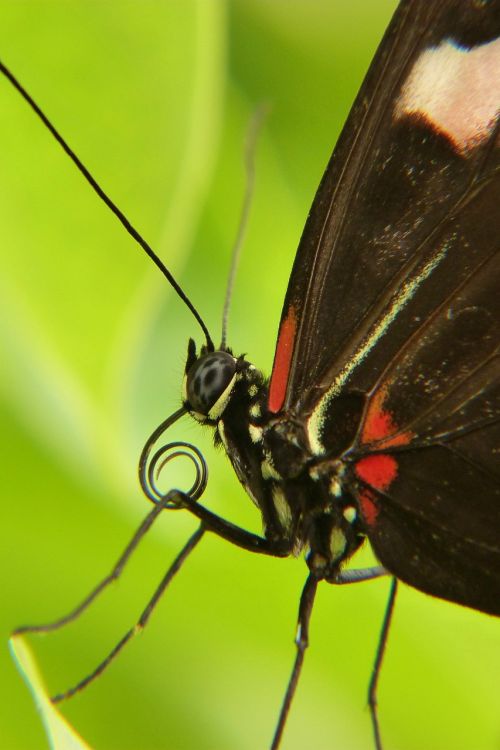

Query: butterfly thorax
[183,341,365,581]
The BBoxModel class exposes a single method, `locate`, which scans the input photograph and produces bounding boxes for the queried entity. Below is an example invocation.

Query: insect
[3,2,500,749]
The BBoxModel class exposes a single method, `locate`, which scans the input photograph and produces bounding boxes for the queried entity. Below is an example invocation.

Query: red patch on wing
[268,306,297,413]
[355,454,398,490]
[355,454,398,527]
[358,488,380,526]
[361,386,413,448]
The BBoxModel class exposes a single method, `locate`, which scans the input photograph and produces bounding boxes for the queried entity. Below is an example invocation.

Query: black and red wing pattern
[268,0,500,613]
[349,167,500,614]
[269,0,499,413]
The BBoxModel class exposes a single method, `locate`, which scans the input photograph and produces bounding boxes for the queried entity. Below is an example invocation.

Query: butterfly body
[183,0,500,620]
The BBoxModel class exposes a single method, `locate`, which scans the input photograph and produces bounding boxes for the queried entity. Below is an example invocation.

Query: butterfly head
[183,339,242,423]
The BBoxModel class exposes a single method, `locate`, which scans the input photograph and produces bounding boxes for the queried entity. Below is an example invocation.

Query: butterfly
[3,1,499,749]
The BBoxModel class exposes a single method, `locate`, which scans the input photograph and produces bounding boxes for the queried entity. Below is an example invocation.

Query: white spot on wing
[395,38,500,154]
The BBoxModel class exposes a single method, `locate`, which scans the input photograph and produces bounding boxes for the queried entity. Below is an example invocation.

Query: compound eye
[186,351,236,414]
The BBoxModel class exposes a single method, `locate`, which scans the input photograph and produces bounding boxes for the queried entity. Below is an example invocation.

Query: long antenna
[220,104,269,349]
[0,59,214,351]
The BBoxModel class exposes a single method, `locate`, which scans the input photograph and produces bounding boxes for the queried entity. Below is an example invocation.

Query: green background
[0,2,498,749]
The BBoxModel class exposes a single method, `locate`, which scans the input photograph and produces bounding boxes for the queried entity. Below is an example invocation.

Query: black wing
[347,168,500,615]
[268,0,500,614]
[268,0,500,414]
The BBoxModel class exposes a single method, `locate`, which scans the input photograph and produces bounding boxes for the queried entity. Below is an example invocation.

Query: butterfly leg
[13,493,177,636]
[270,572,319,750]
[335,566,388,584]
[176,490,292,557]
[368,577,398,750]
[49,524,205,702]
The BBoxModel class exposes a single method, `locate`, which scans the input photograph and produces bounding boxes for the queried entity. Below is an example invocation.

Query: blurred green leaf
[9,636,92,750]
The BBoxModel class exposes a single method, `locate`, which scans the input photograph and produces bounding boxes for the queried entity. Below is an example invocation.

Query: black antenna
[0,59,214,351]
[220,104,269,350]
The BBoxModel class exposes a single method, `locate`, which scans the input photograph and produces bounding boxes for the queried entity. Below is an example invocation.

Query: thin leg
[368,577,398,750]
[177,492,291,557]
[336,566,388,585]
[270,573,319,750]
[51,524,205,703]
[13,485,289,637]
[13,495,173,635]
